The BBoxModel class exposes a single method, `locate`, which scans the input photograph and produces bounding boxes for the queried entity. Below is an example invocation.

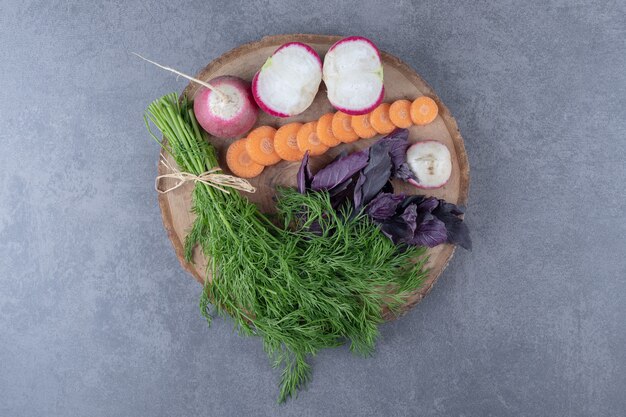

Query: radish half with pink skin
[252,42,323,117]
[406,141,452,189]
[193,76,258,138]
[322,36,384,115]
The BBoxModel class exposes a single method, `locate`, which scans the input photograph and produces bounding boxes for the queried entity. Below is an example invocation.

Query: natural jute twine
[156,156,256,194]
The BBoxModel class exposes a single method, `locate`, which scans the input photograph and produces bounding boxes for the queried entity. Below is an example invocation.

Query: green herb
[145,93,428,402]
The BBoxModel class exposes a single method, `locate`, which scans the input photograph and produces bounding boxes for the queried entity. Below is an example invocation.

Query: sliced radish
[193,76,258,139]
[252,42,322,117]
[406,141,452,189]
[322,36,384,116]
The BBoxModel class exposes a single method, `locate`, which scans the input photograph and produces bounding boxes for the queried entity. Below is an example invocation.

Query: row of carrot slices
[226,96,439,178]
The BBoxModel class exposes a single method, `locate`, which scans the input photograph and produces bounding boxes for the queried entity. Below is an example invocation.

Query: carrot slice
[245,126,280,166]
[317,113,341,147]
[297,121,329,156]
[274,123,305,161]
[331,111,359,143]
[410,96,438,125]
[351,113,377,139]
[370,103,396,134]
[226,139,264,179]
[389,99,413,128]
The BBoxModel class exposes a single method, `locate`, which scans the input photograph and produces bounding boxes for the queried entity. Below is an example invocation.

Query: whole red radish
[194,76,258,139]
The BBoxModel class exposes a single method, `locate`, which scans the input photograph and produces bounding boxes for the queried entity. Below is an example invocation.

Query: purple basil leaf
[400,204,418,233]
[450,221,472,250]
[438,200,465,216]
[410,213,448,247]
[307,219,323,236]
[416,196,439,213]
[432,203,472,250]
[297,152,311,194]
[366,193,405,221]
[399,195,426,210]
[360,140,393,205]
[378,204,418,245]
[330,179,357,210]
[379,218,413,245]
[352,172,367,209]
[371,128,411,180]
[379,128,410,171]
[394,163,417,181]
[328,178,353,209]
[311,149,369,191]
[329,178,353,197]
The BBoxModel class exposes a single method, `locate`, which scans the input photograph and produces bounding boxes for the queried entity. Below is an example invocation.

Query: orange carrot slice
[370,103,396,134]
[274,122,305,161]
[410,96,438,125]
[297,121,329,156]
[351,113,377,139]
[245,126,280,166]
[317,113,341,147]
[331,111,359,143]
[389,99,413,128]
[226,138,264,179]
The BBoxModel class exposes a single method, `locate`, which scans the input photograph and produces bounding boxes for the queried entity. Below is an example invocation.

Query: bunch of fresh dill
[145,93,428,402]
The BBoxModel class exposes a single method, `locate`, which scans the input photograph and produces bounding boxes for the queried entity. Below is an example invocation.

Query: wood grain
[157,34,470,317]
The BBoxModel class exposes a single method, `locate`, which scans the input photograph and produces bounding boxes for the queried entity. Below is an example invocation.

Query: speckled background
[1,1,625,416]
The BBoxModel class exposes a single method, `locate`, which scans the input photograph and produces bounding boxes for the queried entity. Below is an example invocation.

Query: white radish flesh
[322,37,384,115]
[406,141,452,189]
[252,42,322,117]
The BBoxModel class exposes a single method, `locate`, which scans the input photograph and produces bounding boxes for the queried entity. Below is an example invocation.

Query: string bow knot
[156,156,256,194]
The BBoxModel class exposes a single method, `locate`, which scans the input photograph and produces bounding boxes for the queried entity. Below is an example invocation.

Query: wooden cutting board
[157,34,470,316]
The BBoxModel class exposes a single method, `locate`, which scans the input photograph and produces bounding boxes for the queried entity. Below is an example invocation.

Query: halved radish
[322,36,384,116]
[252,42,322,117]
[406,141,452,189]
[194,76,259,139]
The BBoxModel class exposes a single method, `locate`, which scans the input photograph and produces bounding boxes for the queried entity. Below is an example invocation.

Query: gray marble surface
[1,1,625,416]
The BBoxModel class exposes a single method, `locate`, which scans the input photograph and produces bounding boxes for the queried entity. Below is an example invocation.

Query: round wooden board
[158,34,469,317]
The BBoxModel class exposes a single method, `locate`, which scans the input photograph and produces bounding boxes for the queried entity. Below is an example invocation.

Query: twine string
[156,157,256,194]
